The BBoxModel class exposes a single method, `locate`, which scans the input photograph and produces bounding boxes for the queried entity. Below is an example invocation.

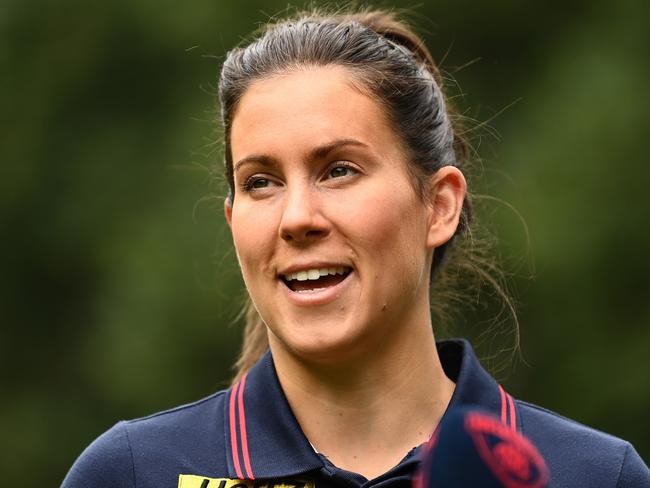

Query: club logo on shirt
[178,475,315,488]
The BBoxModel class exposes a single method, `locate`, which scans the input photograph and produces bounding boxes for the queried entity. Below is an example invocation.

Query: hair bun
[345,10,443,85]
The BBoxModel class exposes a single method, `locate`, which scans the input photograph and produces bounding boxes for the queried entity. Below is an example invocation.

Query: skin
[225,66,466,479]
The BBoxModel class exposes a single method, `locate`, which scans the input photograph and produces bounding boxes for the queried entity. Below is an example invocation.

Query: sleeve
[61,421,136,488]
[616,442,650,488]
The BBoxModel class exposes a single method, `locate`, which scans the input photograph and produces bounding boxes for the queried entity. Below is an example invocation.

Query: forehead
[230,66,404,163]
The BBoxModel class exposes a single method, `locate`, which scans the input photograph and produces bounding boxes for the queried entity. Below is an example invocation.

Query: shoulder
[62,421,134,487]
[515,400,649,487]
[438,340,649,487]
[62,390,230,488]
[124,389,228,449]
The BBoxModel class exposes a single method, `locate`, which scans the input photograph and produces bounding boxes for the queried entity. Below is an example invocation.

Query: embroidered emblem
[465,412,549,488]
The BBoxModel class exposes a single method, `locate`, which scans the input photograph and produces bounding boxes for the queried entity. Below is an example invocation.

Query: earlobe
[224,198,233,228]
[426,166,467,249]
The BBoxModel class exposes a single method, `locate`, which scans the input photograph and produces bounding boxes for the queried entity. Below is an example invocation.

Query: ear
[224,197,233,228]
[426,166,467,250]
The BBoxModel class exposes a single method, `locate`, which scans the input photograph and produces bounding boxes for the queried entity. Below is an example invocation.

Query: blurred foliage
[1,0,648,485]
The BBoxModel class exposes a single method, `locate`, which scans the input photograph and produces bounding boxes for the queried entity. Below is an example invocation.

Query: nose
[279,184,330,243]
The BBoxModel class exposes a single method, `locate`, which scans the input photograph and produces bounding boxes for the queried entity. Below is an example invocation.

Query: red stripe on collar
[498,384,507,424]
[228,383,244,479]
[497,384,517,432]
[507,391,517,432]
[229,380,244,479]
[229,374,255,480]
[237,374,254,479]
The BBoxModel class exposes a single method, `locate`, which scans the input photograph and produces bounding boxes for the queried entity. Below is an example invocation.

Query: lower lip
[281,272,353,306]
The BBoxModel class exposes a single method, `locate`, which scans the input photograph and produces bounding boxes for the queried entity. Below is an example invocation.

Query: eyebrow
[233,138,369,173]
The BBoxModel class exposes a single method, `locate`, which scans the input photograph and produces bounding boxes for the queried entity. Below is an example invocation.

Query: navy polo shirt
[62,340,649,487]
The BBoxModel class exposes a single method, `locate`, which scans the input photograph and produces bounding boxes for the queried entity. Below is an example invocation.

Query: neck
[271,321,455,480]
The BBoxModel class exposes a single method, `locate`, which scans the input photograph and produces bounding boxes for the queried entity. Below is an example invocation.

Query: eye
[241,176,274,192]
[251,178,270,189]
[326,162,357,179]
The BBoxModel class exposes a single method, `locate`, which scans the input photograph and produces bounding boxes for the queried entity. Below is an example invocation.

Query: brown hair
[218,8,514,381]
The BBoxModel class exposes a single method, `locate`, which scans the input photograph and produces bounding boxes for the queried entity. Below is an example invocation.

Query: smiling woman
[62,7,649,488]
[225,66,465,372]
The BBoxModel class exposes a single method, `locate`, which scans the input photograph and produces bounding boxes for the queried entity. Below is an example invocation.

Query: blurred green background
[1,0,648,485]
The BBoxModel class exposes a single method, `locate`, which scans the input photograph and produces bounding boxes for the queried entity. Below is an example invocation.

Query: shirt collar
[223,339,504,479]
[437,339,504,419]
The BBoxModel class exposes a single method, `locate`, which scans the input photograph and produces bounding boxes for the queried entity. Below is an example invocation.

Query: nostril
[281,228,325,242]
[279,216,329,242]
[278,193,329,242]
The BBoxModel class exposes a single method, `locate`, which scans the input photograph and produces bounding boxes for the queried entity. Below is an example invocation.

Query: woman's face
[226,66,454,364]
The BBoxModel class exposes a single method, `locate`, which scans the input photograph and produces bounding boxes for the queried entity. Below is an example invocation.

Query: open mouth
[281,266,352,293]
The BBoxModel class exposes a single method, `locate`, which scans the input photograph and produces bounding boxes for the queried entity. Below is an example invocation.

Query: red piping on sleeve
[237,373,255,479]
[229,381,244,479]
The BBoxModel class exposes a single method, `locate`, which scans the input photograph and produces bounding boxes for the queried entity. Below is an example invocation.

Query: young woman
[62,9,649,488]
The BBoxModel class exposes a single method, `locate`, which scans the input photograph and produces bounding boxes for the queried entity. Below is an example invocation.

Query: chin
[267,315,379,366]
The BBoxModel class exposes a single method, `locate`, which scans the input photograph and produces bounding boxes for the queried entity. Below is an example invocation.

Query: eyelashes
[241,176,273,192]
[326,161,357,179]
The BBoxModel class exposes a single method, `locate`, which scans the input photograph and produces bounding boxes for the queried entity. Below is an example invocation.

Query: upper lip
[278,262,353,277]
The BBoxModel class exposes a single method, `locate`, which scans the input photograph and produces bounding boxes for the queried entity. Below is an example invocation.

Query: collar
[222,339,517,479]
[437,340,517,432]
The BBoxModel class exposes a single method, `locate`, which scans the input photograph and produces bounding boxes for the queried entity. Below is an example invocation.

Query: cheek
[230,204,276,276]
[339,184,425,249]
[340,184,429,288]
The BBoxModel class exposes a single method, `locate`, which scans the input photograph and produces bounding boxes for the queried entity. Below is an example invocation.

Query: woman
[62,9,649,488]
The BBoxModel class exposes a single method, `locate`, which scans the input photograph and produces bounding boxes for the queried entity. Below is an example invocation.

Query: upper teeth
[284,267,348,282]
